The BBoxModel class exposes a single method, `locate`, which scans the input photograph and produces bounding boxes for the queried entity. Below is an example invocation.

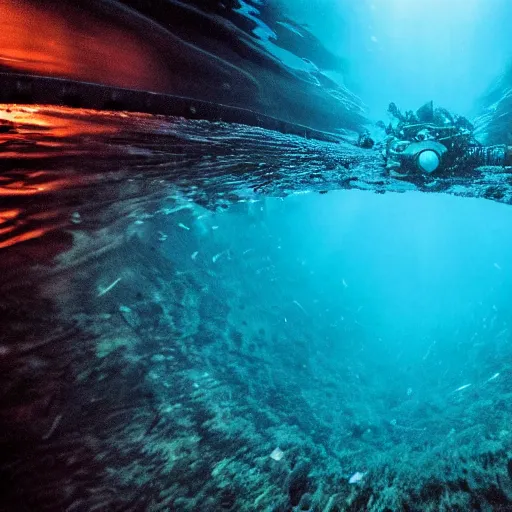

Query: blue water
[143,187,512,509]
[271,0,512,117]
[172,188,512,403]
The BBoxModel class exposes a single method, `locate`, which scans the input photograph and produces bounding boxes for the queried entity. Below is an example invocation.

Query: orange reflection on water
[0,228,49,249]
[0,185,45,196]
[0,209,20,237]
[0,106,47,127]
[0,225,16,237]
[0,179,73,196]
[0,0,170,92]
[0,104,120,138]
[0,209,21,222]
[0,209,49,249]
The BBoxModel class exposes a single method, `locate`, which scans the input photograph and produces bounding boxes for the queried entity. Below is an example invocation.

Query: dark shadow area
[0,0,367,134]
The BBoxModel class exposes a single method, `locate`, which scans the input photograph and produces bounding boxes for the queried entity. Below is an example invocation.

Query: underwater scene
[1,1,512,511]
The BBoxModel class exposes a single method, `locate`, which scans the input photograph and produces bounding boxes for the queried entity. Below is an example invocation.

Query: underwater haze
[1,1,512,511]
[278,0,512,117]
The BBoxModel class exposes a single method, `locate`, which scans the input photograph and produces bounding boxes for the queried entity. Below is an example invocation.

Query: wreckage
[378,100,512,177]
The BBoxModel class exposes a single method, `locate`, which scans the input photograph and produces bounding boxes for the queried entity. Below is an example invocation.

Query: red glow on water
[0,209,20,237]
[0,209,20,222]
[0,104,165,251]
[0,0,170,92]
[0,228,49,249]
[0,179,73,196]
[0,105,119,139]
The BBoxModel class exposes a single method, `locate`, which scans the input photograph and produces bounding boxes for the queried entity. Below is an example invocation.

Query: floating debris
[292,300,308,315]
[348,471,365,484]
[42,414,63,441]
[97,277,122,297]
[269,447,284,461]
[422,340,436,361]
[191,251,199,260]
[157,231,168,242]
[178,222,190,230]
[70,212,81,224]
[212,250,227,263]
[162,204,193,215]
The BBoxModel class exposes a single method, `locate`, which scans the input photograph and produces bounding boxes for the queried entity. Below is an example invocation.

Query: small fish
[494,263,502,270]
[212,251,226,263]
[212,226,219,230]
[178,223,190,230]
[191,251,198,260]
[97,277,122,297]
[342,279,348,288]
[488,373,500,382]
[454,383,472,392]
[349,471,365,484]
[293,300,308,315]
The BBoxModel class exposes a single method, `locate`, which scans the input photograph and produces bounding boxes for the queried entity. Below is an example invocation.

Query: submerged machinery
[379,100,512,176]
